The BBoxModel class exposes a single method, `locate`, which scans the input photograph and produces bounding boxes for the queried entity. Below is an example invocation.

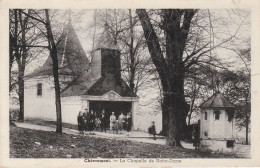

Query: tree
[95,9,152,94]
[9,9,44,121]
[44,9,62,133]
[221,47,251,145]
[13,9,91,133]
[18,9,63,132]
[136,9,249,146]
[137,9,196,146]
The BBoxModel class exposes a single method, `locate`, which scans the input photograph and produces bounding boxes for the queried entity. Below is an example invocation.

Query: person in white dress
[118,112,125,134]
[109,112,116,131]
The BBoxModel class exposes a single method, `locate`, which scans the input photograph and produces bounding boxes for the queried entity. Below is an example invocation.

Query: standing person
[95,117,101,131]
[126,112,132,136]
[114,120,119,134]
[77,111,84,134]
[93,111,98,130]
[110,112,116,131]
[192,120,201,149]
[83,108,89,135]
[89,110,95,134]
[100,109,106,132]
[148,121,156,140]
[118,112,125,134]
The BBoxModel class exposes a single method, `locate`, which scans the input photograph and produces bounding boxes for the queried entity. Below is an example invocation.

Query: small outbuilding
[199,92,236,152]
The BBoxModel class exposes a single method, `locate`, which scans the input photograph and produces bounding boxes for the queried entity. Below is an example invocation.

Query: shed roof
[200,92,235,108]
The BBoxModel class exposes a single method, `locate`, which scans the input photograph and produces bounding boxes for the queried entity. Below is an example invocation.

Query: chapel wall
[212,109,225,138]
[224,112,234,138]
[200,109,211,139]
[24,77,56,121]
[61,96,82,125]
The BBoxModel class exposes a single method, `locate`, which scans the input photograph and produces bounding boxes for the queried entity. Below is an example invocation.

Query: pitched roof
[200,92,235,108]
[84,75,137,97]
[28,22,136,98]
[28,21,89,77]
[60,72,98,97]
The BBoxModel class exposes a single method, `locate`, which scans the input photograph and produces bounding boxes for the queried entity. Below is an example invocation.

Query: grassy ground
[10,126,239,158]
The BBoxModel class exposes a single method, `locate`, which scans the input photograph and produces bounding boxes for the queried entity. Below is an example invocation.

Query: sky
[24,9,251,74]
[15,9,251,130]
[70,9,251,70]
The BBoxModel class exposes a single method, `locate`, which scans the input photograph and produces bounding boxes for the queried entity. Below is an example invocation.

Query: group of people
[77,109,97,134]
[109,111,132,135]
[77,109,132,135]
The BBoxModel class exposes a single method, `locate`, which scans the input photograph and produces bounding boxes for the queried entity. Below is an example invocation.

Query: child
[95,117,101,131]
[113,120,119,134]
[148,121,156,140]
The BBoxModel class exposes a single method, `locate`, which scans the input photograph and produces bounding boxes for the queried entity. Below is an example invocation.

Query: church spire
[94,23,118,50]
[68,9,72,23]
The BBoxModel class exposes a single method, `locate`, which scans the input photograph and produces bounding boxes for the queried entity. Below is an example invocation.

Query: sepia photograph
[9,9,251,158]
[1,0,259,166]
[7,8,252,159]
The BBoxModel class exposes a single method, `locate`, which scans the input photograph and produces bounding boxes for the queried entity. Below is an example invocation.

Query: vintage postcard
[0,0,260,167]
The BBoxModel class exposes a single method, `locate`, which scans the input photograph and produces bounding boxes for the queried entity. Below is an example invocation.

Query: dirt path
[14,122,191,147]
[14,122,250,158]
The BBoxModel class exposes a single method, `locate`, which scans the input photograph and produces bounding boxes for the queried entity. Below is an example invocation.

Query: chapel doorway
[89,101,132,128]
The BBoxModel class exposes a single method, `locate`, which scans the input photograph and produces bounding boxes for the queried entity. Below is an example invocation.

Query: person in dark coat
[148,121,156,140]
[89,110,95,134]
[192,120,200,149]
[83,108,90,134]
[100,109,106,132]
[126,112,132,136]
[77,111,84,134]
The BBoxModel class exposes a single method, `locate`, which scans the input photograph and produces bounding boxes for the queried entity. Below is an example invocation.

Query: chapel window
[227,112,234,122]
[204,112,208,120]
[214,110,220,120]
[227,109,234,122]
[37,83,42,96]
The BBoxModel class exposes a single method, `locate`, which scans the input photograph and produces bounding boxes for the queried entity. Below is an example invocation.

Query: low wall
[201,139,236,153]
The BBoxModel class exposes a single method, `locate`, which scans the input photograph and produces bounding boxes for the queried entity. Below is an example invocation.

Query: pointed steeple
[94,23,118,50]
[200,92,235,109]
[68,10,72,23]
[29,19,89,77]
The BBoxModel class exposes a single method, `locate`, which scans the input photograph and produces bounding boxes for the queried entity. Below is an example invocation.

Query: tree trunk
[136,9,193,147]
[16,10,28,122]
[245,95,249,145]
[188,98,195,125]
[9,32,15,92]
[17,64,25,122]
[245,113,249,145]
[52,49,62,133]
[129,9,135,91]
[161,98,168,136]
[45,9,62,133]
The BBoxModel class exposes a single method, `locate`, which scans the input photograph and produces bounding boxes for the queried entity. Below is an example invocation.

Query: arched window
[214,110,220,120]
[204,112,208,120]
